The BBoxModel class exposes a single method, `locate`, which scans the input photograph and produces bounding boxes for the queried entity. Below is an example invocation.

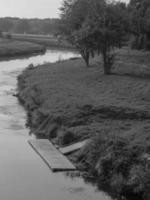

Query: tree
[60,0,91,67]
[129,0,150,49]
[84,0,127,74]
[0,18,13,32]
[15,19,30,33]
[60,0,127,74]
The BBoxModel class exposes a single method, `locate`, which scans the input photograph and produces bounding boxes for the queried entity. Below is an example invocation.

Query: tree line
[0,17,59,35]
[59,0,150,74]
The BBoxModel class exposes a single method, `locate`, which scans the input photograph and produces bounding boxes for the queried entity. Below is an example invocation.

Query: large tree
[60,0,127,74]
[82,0,127,73]
[60,0,91,67]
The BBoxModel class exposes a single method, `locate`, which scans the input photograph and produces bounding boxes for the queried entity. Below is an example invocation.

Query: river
[0,49,112,200]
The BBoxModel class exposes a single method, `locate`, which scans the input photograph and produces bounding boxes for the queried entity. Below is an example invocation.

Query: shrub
[56,128,79,146]
[77,130,150,200]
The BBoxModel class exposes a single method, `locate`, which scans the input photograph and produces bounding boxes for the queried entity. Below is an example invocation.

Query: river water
[0,49,112,200]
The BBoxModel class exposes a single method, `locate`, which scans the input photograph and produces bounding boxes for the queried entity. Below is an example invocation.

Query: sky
[0,0,129,19]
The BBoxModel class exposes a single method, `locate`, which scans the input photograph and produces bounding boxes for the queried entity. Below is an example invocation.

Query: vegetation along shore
[18,47,150,200]
[0,33,74,60]
[0,38,46,59]
[11,33,75,50]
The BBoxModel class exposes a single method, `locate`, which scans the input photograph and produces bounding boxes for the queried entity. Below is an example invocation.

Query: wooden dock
[28,139,76,172]
[59,140,88,155]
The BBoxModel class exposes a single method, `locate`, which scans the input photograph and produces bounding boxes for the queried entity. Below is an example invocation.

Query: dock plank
[28,139,76,172]
[59,140,88,155]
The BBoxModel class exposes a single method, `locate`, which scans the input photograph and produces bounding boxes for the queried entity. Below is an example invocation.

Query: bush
[56,128,79,146]
[77,130,150,200]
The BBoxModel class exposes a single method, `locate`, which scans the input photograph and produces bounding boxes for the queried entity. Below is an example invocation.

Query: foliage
[0,17,60,35]
[129,0,150,49]
[60,0,91,66]
[78,130,150,200]
[60,0,127,73]
[56,128,79,146]
[15,19,30,34]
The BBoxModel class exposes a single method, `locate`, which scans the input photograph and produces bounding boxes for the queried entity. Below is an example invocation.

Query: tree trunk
[104,63,111,75]
[102,51,111,75]
[81,50,90,67]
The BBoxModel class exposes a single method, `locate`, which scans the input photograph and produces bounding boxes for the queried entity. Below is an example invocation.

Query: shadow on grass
[111,71,150,81]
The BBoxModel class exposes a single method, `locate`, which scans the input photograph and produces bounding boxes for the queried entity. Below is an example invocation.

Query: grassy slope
[18,47,150,129]
[0,38,45,58]
[18,47,150,199]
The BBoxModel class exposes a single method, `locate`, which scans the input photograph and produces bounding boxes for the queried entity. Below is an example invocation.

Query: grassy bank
[11,33,74,50]
[0,38,46,58]
[17,47,150,200]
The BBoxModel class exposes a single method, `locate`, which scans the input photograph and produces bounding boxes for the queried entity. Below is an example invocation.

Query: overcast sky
[0,0,129,19]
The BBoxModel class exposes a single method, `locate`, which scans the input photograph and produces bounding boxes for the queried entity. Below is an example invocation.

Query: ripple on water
[0,85,14,92]
[0,80,8,86]
[1,69,22,77]
[0,90,16,97]
[7,123,25,131]
[0,106,13,115]
[68,187,85,193]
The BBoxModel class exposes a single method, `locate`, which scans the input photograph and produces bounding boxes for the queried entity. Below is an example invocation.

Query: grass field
[18,47,150,199]
[18,47,150,139]
[11,33,74,49]
[0,38,46,58]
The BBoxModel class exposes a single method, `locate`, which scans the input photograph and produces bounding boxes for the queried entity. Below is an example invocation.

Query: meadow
[11,33,74,49]
[0,38,45,58]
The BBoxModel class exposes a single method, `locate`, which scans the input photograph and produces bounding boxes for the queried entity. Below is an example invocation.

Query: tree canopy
[129,0,150,49]
[0,17,59,35]
[60,0,127,74]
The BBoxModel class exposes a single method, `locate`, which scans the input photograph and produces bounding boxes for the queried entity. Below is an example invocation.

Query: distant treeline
[0,17,60,35]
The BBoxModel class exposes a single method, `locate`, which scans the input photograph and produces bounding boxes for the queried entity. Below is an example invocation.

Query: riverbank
[0,38,46,59]
[0,47,112,200]
[11,33,74,50]
[17,47,150,200]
